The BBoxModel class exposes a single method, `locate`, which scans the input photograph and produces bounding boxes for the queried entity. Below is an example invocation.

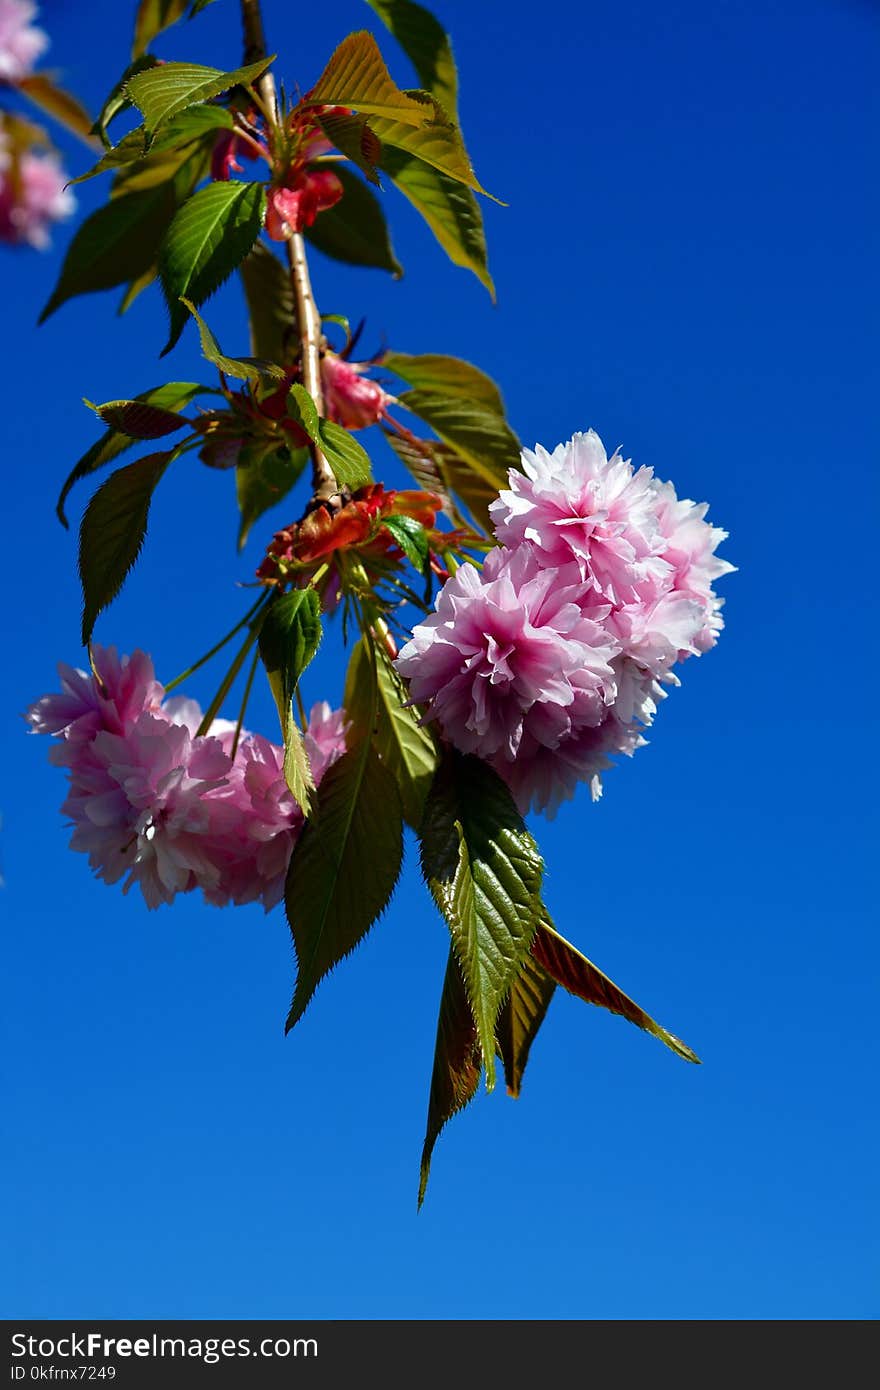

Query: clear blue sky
[3,0,877,1319]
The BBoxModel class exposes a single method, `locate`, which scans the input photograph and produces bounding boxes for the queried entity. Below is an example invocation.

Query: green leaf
[368,110,489,196]
[159,181,267,353]
[399,389,520,488]
[382,513,429,570]
[307,30,439,127]
[532,920,701,1064]
[17,74,95,143]
[236,442,309,550]
[495,952,555,1099]
[181,298,286,382]
[133,0,215,58]
[318,420,373,488]
[119,267,158,315]
[77,107,233,184]
[418,948,481,1207]
[240,242,296,364]
[92,56,158,146]
[365,0,459,123]
[384,351,505,415]
[57,383,205,528]
[91,398,191,439]
[344,639,437,828]
[287,383,321,441]
[316,109,382,185]
[258,589,323,809]
[420,751,544,1090]
[305,165,402,276]
[78,451,173,644]
[39,183,178,322]
[284,739,404,1030]
[127,57,274,139]
[380,147,492,294]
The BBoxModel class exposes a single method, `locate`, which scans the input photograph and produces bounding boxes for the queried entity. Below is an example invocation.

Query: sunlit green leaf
[306,30,437,127]
[365,0,459,122]
[78,450,174,644]
[181,298,286,382]
[384,351,505,415]
[76,106,232,184]
[380,147,492,294]
[285,738,403,1029]
[420,750,544,1089]
[127,56,274,139]
[159,181,266,353]
[382,513,429,570]
[344,638,437,828]
[495,951,555,1098]
[132,0,216,58]
[92,55,158,147]
[318,420,373,488]
[399,388,519,489]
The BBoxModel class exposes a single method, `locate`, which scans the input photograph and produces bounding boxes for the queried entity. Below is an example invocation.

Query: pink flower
[210,129,261,182]
[27,649,349,912]
[0,0,47,82]
[395,545,618,763]
[650,480,734,653]
[320,352,394,430]
[490,431,668,605]
[492,714,646,816]
[265,168,343,239]
[0,136,74,248]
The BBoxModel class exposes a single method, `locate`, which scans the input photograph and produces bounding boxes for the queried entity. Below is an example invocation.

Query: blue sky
[2,0,877,1319]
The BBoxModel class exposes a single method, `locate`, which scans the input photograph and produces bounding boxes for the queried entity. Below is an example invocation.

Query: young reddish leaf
[92,399,191,438]
[495,952,556,1099]
[315,110,382,186]
[39,183,178,322]
[420,751,544,1090]
[418,948,482,1207]
[380,147,493,293]
[159,182,267,353]
[532,920,701,1064]
[78,451,174,645]
[305,166,402,277]
[127,57,274,139]
[285,740,404,1030]
[57,383,206,528]
[366,0,460,123]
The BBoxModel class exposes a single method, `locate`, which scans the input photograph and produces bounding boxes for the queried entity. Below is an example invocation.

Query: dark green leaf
[236,442,308,550]
[399,388,520,488]
[78,451,173,644]
[420,751,544,1089]
[418,948,481,1207]
[240,242,296,365]
[366,0,459,122]
[285,739,403,1029]
[181,298,286,382]
[382,513,429,570]
[344,639,437,828]
[39,183,178,322]
[305,165,402,276]
[384,351,505,415]
[532,920,701,1064]
[495,952,555,1098]
[318,419,373,487]
[57,383,205,528]
[258,589,323,808]
[17,74,95,143]
[380,147,493,294]
[127,56,274,139]
[159,181,267,353]
[92,398,191,438]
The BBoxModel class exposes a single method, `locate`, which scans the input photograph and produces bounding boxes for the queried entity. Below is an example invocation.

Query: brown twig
[240,0,338,506]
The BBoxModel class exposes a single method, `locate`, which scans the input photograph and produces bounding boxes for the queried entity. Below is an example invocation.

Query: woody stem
[240,0,337,505]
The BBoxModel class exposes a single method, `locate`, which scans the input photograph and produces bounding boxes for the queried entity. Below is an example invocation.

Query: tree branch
[240,0,338,506]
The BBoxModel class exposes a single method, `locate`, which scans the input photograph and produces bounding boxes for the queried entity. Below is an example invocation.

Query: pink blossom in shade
[493,713,646,816]
[210,129,261,182]
[395,544,619,763]
[490,431,669,606]
[0,141,74,248]
[320,352,394,430]
[0,0,47,81]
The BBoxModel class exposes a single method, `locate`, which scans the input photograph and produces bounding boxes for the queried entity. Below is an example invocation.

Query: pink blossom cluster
[26,646,347,910]
[396,431,732,814]
[0,0,46,82]
[0,128,74,247]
